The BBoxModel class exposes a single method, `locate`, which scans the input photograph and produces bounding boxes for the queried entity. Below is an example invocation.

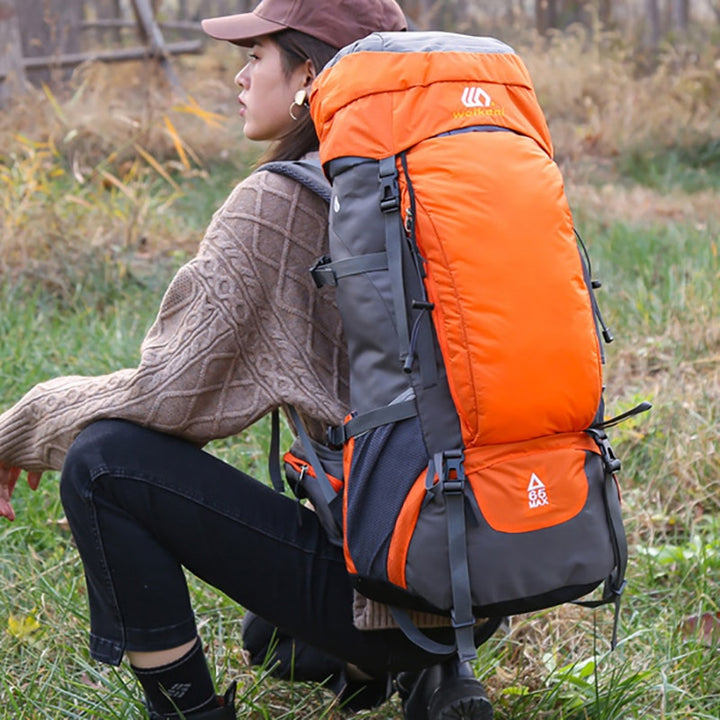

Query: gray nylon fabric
[307,30,626,649]
[405,450,615,612]
[326,154,462,455]
[322,31,515,72]
[327,159,413,413]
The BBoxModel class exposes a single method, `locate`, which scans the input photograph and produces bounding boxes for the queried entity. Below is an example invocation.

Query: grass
[1,26,719,720]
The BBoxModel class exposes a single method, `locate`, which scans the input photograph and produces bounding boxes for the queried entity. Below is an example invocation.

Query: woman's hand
[0,463,42,521]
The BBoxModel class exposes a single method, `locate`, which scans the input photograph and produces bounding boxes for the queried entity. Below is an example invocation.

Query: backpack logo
[461,86,492,108]
[527,473,549,509]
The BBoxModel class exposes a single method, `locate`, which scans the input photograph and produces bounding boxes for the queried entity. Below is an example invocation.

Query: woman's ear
[304,59,316,90]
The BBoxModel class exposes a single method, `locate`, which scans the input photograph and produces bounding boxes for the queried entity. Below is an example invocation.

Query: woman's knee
[60,419,138,510]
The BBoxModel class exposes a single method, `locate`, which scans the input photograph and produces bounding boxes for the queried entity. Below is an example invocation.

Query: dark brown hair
[257,29,338,165]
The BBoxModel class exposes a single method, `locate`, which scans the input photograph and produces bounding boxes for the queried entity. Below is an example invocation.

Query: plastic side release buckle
[587,428,622,474]
[326,424,346,449]
[310,255,336,288]
[378,157,399,213]
[440,449,466,493]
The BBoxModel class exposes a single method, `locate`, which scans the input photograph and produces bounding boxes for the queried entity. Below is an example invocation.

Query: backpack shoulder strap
[260,160,341,542]
[257,159,331,204]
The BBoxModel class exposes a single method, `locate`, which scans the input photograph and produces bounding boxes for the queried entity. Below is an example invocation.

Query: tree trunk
[671,0,690,33]
[95,0,122,44]
[0,0,27,103]
[536,0,559,34]
[560,0,585,27]
[599,0,613,26]
[130,0,184,94]
[709,0,720,22]
[645,0,661,46]
[15,0,84,84]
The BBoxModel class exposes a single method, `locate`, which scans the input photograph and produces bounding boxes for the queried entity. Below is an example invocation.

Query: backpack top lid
[309,31,554,164]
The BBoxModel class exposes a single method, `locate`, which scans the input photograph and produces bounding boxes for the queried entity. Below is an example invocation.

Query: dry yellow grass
[1,31,718,266]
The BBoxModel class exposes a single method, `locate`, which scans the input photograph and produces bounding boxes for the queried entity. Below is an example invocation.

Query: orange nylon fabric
[400,131,603,445]
[467,448,591,533]
[310,50,553,163]
[385,468,429,588]
[283,451,343,492]
[463,431,599,471]
[317,43,608,587]
[311,48,602,447]
[342,434,358,575]
[464,433,599,533]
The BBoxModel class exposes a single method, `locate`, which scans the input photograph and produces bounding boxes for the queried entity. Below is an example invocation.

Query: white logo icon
[461,87,492,108]
[527,473,549,509]
[166,683,192,699]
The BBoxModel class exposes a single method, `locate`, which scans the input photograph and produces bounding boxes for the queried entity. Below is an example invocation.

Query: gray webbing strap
[389,610,504,660]
[389,606,456,655]
[438,450,477,663]
[284,405,343,548]
[576,428,629,649]
[311,252,389,288]
[268,409,286,493]
[328,399,417,446]
[379,156,411,364]
[388,450,477,663]
[287,406,339,506]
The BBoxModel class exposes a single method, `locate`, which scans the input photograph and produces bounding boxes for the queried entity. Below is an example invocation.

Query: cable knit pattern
[0,170,349,472]
[0,168,453,633]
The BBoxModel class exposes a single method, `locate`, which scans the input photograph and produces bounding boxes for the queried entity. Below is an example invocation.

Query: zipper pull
[404,207,414,234]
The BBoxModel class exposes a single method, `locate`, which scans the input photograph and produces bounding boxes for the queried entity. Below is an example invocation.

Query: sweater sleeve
[0,171,349,472]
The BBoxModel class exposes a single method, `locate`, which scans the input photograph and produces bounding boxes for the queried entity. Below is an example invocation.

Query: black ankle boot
[396,659,493,720]
[146,681,237,719]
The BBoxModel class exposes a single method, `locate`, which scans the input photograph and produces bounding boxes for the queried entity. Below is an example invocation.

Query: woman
[0,1,495,718]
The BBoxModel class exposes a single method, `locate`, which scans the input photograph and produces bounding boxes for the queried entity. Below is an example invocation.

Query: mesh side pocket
[345,417,428,580]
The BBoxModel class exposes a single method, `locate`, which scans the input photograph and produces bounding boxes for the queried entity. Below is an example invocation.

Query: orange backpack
[273,31,649,661]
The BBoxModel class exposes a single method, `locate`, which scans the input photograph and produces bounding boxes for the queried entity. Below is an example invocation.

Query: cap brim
[201,13,288,47]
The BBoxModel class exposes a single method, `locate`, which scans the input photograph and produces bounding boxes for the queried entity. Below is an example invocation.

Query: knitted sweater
[0,167,454,632]
[0,169,348,472]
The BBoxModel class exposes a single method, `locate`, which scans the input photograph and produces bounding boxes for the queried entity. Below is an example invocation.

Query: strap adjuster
[378,156,400,213]
[589,430,622,474]
[443,480,464,494]
[310,255,336,288]
[450,613,476,630]
[326,424,346,449]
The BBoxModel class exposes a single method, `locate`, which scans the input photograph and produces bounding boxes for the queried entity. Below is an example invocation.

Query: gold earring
[289,88,308,121]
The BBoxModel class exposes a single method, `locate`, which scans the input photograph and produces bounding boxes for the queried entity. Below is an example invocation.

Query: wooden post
[0,40,204,78]
[15,0,83,85]
[130,0,184,94]
[0,0,26,104]
[645,0,661,47]
[95,0,123,45]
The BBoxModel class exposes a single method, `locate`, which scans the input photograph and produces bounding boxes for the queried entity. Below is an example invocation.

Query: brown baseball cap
[201,0,407,50]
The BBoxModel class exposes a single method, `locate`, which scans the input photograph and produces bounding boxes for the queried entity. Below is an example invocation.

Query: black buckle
[310,255,336,288]
[379,178,399,212]
[594,432,622,474]
[597,437,621,475]
[443,480,464,494]
[326,424,346,449]
[440,449,466,492]
[378,158,400,213]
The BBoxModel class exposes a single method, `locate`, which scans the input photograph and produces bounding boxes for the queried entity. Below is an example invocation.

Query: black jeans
[59,419,453,672]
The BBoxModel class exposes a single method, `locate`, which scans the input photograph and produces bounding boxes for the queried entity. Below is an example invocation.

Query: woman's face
[234,37,311,142]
